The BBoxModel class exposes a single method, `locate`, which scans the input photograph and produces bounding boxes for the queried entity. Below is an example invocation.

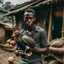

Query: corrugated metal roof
[9,0,40,11]
[0,22,13,29]
[4,0,63,16]
[3,0,41,16]
[0,9,8,13]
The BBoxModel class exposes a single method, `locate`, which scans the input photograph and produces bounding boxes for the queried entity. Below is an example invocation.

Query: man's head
[24,9,36,27]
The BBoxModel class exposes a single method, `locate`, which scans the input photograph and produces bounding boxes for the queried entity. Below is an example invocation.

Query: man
[14,9,49,64]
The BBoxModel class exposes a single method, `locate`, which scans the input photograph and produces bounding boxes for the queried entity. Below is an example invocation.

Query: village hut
[4,0,64,41]
[0,23,12,43]
[3,0,50,30]
[3,0,64,63]
[0,9,11,43]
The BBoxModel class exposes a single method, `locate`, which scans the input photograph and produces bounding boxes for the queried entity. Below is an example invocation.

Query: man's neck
[26,25,34,31]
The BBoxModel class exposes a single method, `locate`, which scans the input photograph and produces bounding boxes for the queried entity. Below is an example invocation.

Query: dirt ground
[0,49,61,64]
[1,49,20,64]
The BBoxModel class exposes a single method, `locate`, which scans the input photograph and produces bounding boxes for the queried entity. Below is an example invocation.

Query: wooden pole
[62,6,64,64]
[62,7,64,37]
[48,6,52,43]
[11,16,16,41]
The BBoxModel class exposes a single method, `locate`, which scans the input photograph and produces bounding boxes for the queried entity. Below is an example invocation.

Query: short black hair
[24,9,36,17]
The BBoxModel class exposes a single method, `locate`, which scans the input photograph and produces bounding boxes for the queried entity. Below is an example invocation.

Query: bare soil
[1,50,19,64]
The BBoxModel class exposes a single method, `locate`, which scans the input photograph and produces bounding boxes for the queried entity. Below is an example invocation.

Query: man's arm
[30,47,49,54]
[30,29,49,54]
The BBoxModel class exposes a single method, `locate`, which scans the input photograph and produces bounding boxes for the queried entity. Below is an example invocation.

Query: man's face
[24,12,36,26]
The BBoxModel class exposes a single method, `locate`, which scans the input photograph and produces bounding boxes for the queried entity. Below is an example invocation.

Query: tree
[0,0,4,4]
[3,1,15,10]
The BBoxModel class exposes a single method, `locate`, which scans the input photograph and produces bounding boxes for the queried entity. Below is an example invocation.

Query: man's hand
[29,47,49,55]
[15,50,27,56]
[15,49,33,57]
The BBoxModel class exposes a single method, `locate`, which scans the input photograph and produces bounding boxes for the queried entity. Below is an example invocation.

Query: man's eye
[30,18,33,19]
[24,17,29,20]
[24,17,34,20]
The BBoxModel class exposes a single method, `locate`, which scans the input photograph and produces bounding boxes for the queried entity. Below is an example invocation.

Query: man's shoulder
[35,25,46,35]
[35,25,45,32]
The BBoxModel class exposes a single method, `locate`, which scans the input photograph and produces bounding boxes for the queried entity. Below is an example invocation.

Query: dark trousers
[30,61,42,64]
[20,61,42,64]
[20,57,42,64]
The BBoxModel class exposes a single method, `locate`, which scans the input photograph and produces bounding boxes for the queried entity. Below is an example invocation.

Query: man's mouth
[26,22,31,26]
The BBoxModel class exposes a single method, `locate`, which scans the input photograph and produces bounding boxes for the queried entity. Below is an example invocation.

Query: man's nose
[28,19,31,22]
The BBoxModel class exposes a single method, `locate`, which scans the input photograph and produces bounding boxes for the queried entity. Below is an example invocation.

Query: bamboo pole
[62,7,64,37]
[48,6,52,43]
[11,16,16,41]
[62,7,64,64]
